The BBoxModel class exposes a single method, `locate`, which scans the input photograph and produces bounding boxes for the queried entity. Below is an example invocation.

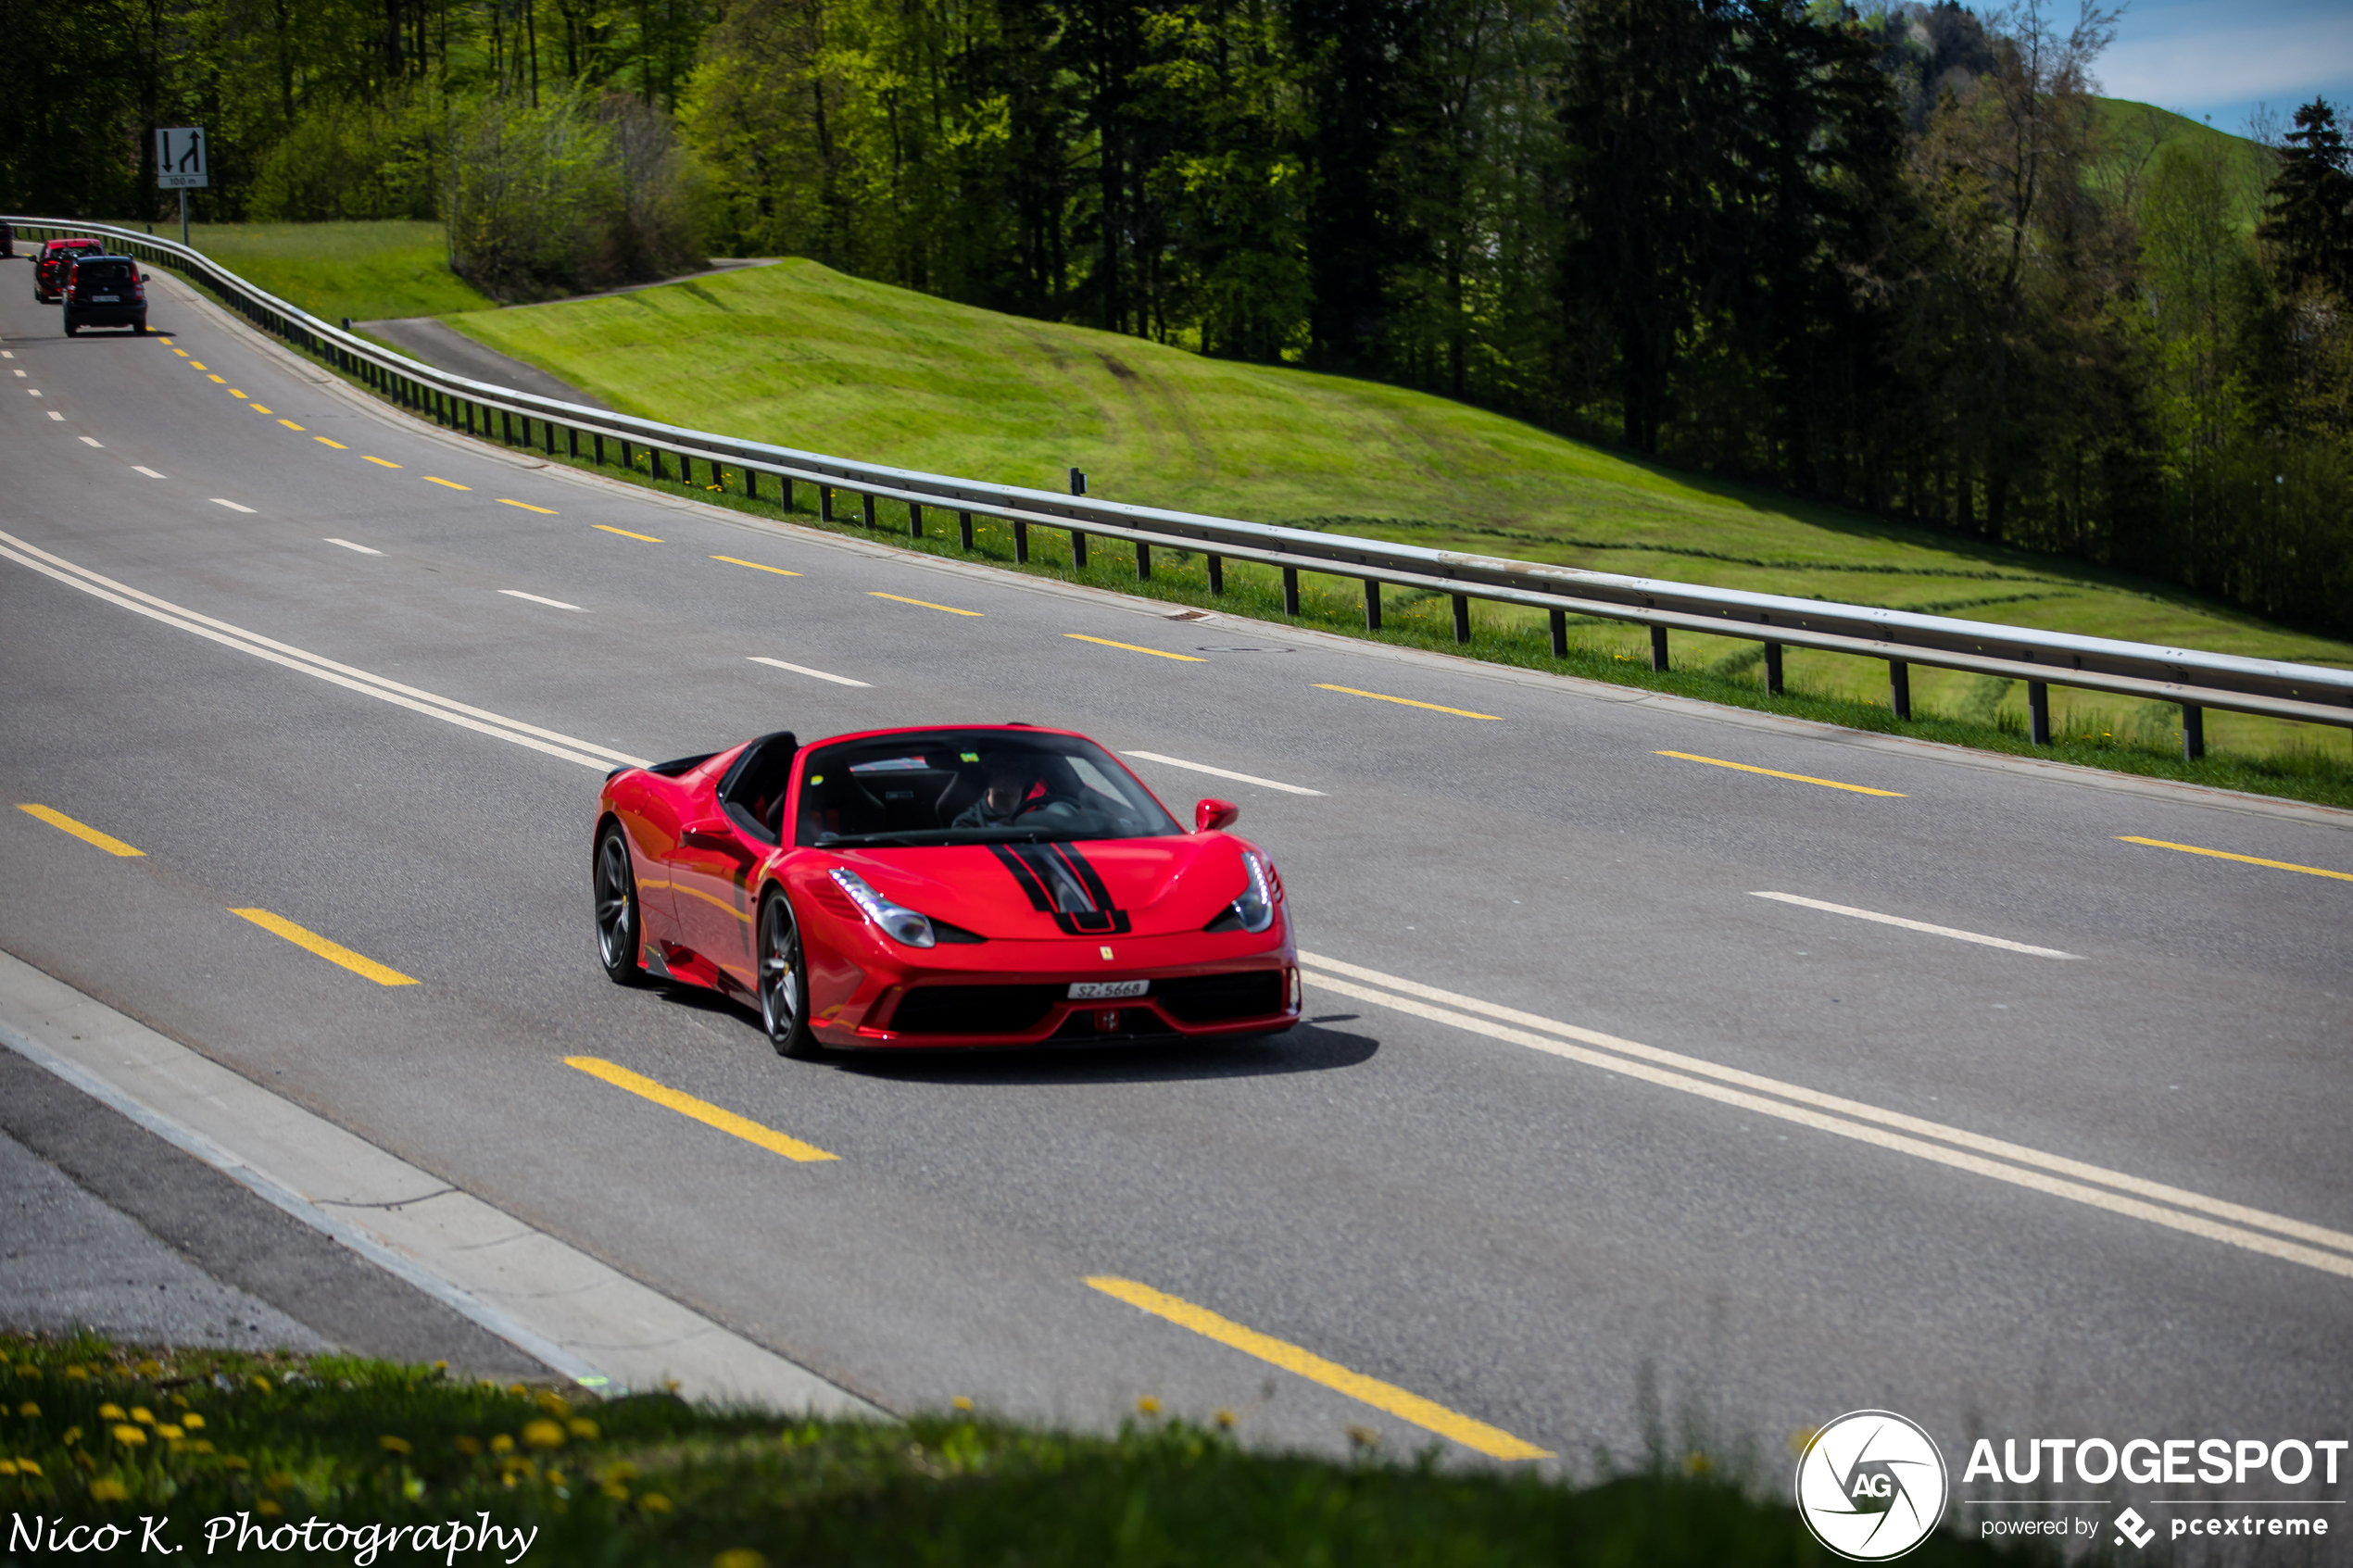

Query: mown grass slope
[159,219,497,323]
[444,255,2353,762]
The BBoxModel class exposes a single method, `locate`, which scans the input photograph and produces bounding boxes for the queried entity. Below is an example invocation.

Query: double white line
[0,530,647,773]
[1298,952,2353,1281]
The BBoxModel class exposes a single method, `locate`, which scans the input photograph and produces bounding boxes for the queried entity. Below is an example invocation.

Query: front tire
[594,821,654,986]
[757,889,820,1059]
[62,312,77,336]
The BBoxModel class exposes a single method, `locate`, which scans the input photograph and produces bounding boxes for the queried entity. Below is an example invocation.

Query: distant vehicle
[0,220,15,258]
[594,723,1301,1056]
[34,237,103,302]
[60,255,148,335]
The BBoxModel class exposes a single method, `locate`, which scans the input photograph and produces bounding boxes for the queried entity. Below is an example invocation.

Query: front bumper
[827,959,1302,1047]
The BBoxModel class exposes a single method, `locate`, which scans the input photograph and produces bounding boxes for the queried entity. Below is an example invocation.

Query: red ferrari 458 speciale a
[593,724,1300,1054]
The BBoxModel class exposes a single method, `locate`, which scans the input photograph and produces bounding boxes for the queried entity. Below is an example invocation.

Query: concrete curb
[0,945,884,1419]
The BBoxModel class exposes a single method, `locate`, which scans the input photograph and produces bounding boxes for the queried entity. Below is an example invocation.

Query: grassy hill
[439,253,2353,766]
[2092,98,2276,222]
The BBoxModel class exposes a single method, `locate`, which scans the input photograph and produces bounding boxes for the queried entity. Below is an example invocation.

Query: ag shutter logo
[1795,1410,1951,1561]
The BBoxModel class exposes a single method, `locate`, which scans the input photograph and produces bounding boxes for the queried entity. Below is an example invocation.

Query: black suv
[62,255,149,335]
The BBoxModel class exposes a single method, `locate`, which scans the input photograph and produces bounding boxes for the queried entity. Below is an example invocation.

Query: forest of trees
[6,0,2351,634]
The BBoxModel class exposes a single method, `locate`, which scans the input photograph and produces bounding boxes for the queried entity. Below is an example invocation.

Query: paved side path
[353,318,611,411]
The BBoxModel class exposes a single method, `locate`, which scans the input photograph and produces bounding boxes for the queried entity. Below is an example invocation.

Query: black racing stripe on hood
[988,841,1134,936]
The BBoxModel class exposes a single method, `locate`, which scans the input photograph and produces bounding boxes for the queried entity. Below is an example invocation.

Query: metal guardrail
[15,215,2353,759]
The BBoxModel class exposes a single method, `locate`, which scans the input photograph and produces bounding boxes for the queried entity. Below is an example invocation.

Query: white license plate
[93,295,119,302]
[1068,980,1148,1000]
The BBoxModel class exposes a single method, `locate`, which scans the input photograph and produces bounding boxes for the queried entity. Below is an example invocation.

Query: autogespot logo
[1796,1410,1952,1561]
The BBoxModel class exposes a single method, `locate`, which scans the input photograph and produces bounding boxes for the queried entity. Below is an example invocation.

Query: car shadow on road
[643,983,1379,1083]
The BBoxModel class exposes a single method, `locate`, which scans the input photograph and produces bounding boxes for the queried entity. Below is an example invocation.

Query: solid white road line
[1749,891,2083,960]
[0,949,877,1415]
[0,531,646,772]
[1122,750,1325,796]
[132,466,166,479]
[749,656,870,688]
[500,589,584,611]
[324,538,383,556]
[78,435,102,447]
[210,498,256,513]
[1296,952,2353,1277]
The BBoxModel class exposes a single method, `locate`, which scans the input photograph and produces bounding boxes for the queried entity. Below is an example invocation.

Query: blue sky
[2096,0,2353,140]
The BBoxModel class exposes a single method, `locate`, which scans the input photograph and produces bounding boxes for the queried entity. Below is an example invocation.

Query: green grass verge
[0,1335,2042,1565]
[434,417,2353,811]
[104,220,497,323]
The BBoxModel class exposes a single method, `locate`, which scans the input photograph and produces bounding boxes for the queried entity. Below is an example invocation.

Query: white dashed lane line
[324,539,383,556]
[499,590,584,612]
[45,411,61,421]
[1747,892,2083,960]
[749,657,870,689]
[210,499,256,514]
[79,436,102,447]
[1122,751,1325,797]
[132,467,166,479]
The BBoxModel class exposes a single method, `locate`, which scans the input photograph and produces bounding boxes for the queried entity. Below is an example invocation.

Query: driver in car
[951,760,1075,829]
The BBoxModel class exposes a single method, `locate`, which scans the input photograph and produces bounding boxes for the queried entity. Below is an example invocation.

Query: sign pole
[179,189,188,249]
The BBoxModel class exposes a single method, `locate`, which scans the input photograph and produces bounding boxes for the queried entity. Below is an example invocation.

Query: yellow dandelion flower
[1684,1451,1712,1475]
[130,1408,155,1425]
[380,1436,412,1456]
[507,1384,527,1398]
[263,1472,294,1491]
[521,1420,566,1450]
[535,1391,571,1419]
[950,1396,974,1411]
[256,1499,282,1517]
[602,1461,637,1483]
[0,1461,16,1476]
[98,1404,126,1422]
[454,1436,482,1457]
[157,1425,183,1441]
[545,1469,566,1488]
[14,1365,35,1379]
[61,1427,81,1447]
[182,1414,205,1431]
[221,1457,249,1471]
[15,1402,36,1418]
[136,1361,163,1378]
[249,1376,271,1394]
[113,1426,146,1448]
[1135,1396,1161,1415]
[639,1493,672,1513]
[63,1368,89,1383]
[602,1481,629,1500]
[489,1435,514,1455]
[713,1550,767,1568]
[566,1418,598,1440]
[17,1459,42,1477]
[88,1478,127,1502]
[190,1441,214,1455]
[171,1394,189,1409]
[1214,1409,1236,1430]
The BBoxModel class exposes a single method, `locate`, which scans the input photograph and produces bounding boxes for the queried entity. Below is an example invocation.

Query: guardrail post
[500,409,513,445]
[1452,594,1470,643]
[779,475,792,510]
[566,428,578,459]
[743,469,758,499]
[2182,704,2205,760]
[958,510,974,550]
[820,484,834,521]
[1073,531,1088,569]
[861,492,877,530]
[1365,580,1382,631]
[1764,642,1783,694]
[1651,626,1669,671]
[652,448,668,482]
[909,501,924,540]
[1208,555,1224,594]
[1283,568,1300,615]
[1136,542,1151,581]
[544,420,556,456]
[1550,608,1567,658]
[1013,519,1028,562]
[1889,660,1911,721]
[2029,682,2051,745]
[592,433,603,465]
[620,439,633,471]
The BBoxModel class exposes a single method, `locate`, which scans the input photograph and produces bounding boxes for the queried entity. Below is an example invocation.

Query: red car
[34,237,103,303]
[594,724,1301,1055]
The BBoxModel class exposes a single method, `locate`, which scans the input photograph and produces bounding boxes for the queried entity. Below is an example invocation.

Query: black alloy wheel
[594,822,653,986]
[758,890,820,1059]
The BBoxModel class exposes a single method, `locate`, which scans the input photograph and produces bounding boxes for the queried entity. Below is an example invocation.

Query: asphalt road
[4,261,2348,1501]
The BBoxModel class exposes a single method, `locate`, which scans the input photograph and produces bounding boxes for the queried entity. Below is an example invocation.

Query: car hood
[832,835,1257,939]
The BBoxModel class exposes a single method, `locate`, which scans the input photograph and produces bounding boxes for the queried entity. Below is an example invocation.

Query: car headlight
[1208,850,1278,935]
[829,868,937,947]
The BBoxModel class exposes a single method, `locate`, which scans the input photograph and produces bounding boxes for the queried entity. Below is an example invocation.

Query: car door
[667,820,761,987]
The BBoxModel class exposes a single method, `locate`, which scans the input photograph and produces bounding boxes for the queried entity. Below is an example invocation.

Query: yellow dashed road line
[498,499,559,515]
[1313,684,1502,721]
[870,591,981,617]
[594,524,661,542]
[17,804,144,858]
[229,908,418,986]
[315,437,348,449]
[1654,750,1906,797]
[1065,633,1205,662]
[2117,836,2352,882]
[565,1057,839,1162]
[712,556,801,577]
[361,456,401,469]
[424,476,471,490]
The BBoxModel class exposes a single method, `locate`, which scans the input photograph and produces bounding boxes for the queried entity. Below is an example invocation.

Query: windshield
[795,730,1180,847]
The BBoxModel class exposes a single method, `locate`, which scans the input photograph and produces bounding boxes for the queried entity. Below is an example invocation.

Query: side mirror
[1195,798,1239,834]
[140,272,150,282]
